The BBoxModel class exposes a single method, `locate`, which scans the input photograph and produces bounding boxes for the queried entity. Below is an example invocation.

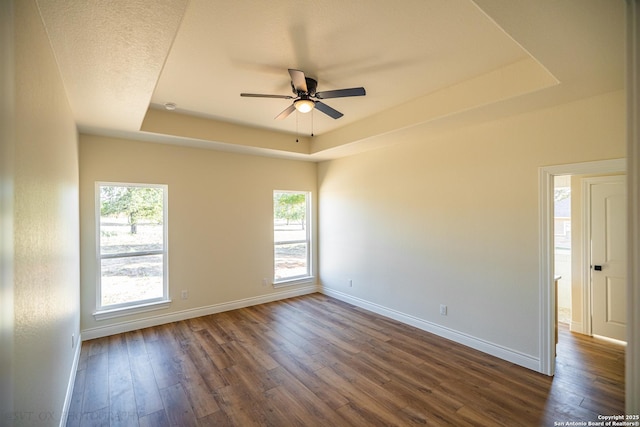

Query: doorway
[554,176,572,326]
[552,174,627,348]
[539,158,626,376]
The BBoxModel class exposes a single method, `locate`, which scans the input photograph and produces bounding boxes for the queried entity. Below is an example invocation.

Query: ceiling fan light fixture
[294,99,315,113]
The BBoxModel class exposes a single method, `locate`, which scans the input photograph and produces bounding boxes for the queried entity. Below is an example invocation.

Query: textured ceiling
[36,0,625,160]
[150,0,527,135]
[36,0,189,131]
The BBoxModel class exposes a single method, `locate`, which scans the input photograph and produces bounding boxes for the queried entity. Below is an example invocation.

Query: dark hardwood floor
[66,293,625,426]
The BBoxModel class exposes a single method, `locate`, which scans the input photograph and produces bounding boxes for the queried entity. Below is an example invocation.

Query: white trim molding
[59,332,82,427]
[321,287,540,372]
[581,178,591,337]
[93,299,172,321]
[272,276,315,289]
[569,320,583,334]
[81,285,318,340]
[538,159,626,376]
[539,166,555,376]
[626,0,640,414]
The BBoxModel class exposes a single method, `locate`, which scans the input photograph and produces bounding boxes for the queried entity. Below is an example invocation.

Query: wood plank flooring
[66,293,625,426]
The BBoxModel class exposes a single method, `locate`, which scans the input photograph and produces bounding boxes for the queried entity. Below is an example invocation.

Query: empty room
[3,0,639,426]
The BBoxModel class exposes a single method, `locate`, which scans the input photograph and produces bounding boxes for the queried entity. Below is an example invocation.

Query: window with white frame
[273,191,311,283]
[96,183,168,313]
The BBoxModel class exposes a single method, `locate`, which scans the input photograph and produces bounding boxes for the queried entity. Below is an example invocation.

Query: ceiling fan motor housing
[292,77,318,96]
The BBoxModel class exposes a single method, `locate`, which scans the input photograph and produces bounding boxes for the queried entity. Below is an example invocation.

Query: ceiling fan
[241,69,366,120]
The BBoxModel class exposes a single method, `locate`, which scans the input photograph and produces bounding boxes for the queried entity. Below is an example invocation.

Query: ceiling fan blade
[240,93,293,99]
[315,87,366,99]
[314,101,343,119]
[275,104,296,120]
[288,69,308,93]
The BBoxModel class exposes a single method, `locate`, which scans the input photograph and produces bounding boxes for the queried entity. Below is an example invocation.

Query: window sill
[93,299,172,321]
[273,276,315,289]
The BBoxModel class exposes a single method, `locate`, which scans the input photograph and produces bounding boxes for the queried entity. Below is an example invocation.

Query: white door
[590,176,626,341]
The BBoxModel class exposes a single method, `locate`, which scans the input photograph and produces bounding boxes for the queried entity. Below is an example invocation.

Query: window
[273,191,311,283]
[95,183,168,317]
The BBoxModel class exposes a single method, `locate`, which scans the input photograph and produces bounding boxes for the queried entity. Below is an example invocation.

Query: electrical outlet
[71,334,75,349]
[181,290,189,300]
[348,279,353,287]
[440,304,447,316]
[262,278,269,287]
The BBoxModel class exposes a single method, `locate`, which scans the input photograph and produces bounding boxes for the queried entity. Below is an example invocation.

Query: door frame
[538,158,625,376]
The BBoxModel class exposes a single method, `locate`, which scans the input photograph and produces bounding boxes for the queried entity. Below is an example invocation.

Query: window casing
[273,191,312,284]
[95,183,169,317]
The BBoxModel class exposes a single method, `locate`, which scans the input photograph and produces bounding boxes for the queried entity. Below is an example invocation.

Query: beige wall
[11,0,80,423]
[79,135,317,333]
[318,90,625,361]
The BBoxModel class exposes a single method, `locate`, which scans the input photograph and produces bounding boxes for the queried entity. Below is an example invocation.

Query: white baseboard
[81,284,318,341]
[570,321,584,334]
[60,331,82,427]
[321,287,540,373]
